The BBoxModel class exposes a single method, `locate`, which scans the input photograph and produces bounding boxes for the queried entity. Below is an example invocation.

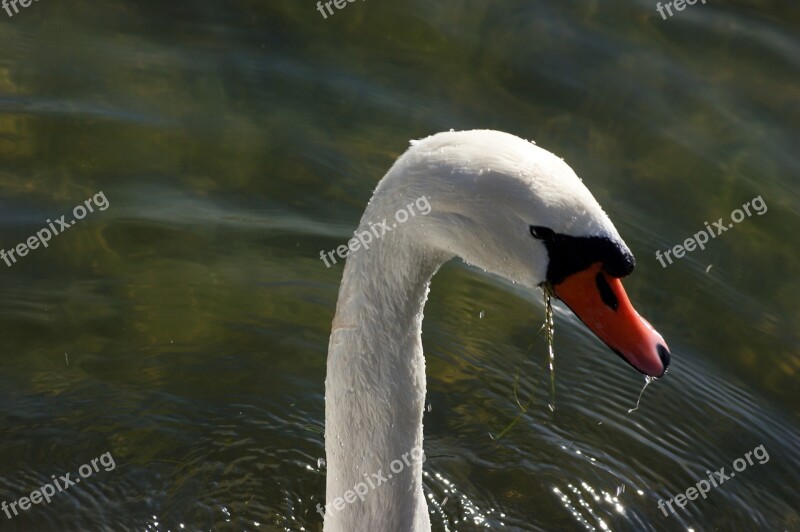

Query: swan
[322,130,670,531]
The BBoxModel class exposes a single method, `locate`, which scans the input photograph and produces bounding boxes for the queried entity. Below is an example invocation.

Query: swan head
[385,130,670,377]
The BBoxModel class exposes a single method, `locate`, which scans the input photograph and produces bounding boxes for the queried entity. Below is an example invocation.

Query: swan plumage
[323,130,669,531]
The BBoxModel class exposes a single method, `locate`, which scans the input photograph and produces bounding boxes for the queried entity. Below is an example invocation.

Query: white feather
[324,130,626,531]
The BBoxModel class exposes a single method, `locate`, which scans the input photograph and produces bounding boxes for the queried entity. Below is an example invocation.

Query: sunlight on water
[424,470,505,530]
[553,476,649,531]
[0,0,797,530]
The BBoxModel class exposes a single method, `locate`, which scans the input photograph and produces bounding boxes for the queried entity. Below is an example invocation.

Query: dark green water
[0,1,798,530]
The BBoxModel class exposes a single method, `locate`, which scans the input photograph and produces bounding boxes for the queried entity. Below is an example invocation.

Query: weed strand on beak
[491,284,557,441]
[543,283,557,414]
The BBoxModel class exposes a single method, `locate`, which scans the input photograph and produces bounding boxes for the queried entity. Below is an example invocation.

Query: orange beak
[552,262,670,378]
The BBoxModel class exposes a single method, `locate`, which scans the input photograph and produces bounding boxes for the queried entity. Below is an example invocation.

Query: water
[627,377,654,415]
[1,1,798,530]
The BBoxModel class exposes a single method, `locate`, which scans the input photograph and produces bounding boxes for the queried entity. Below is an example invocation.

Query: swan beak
[552,262,670,378]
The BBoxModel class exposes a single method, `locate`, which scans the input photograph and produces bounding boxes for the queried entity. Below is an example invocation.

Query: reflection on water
[0,0,798,530]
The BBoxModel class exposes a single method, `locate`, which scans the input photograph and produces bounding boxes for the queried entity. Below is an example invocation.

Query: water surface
[0,1,798,530]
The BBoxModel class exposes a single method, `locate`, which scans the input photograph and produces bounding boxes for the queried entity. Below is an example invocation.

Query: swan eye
[529,226,555,240]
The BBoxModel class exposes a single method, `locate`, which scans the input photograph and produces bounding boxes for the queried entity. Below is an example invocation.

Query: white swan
[322,130,670,531]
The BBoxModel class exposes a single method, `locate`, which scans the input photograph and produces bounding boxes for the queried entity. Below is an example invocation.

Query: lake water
[0,1,798,530]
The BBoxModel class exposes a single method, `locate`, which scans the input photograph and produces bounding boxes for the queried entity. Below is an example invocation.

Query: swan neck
[324,232,438,531]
